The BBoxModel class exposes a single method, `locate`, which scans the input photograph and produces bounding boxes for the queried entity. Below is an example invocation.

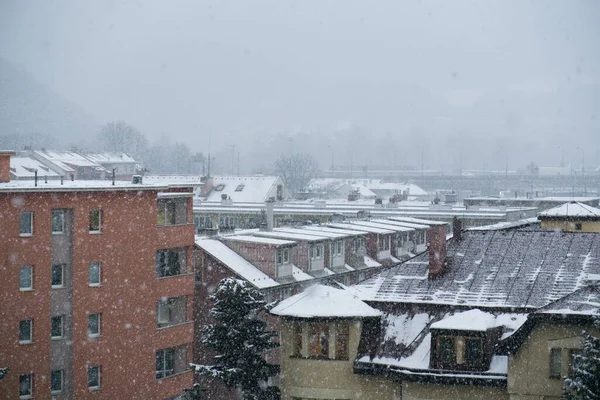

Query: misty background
[1,0,599,175]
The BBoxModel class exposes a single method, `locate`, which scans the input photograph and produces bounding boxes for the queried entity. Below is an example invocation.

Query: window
[277,248,291,265]
[291,323,302,357]
[310,244,323,260]
[19,374,33,398]
[235,183,245,192]
[89,209,102,232]
[51,210,65,234]
[464,337,482,364]
[309,323,329,358]
[51,370,63,393]
[157,198,188,226]
[550,348,561,378]
[568,349,581,377]
[214,184,225,191]
[438,336,455,364]
[51,316,63,339]
[88,366,101,390]
[575,223,583,231]
[19,319,32,344]
[378,235,390,251]
[19,212,33,236]
[156,248,187,278]
[353,237,364,252]
[334,240,343,256]
[435,335,483,368]
[157,297,187,328]
[335,324,349,360]
[88,313,101,337]
[20,266,33,291]
[156,348,175,379]
[51,264,64,288]
[89,262,101,286]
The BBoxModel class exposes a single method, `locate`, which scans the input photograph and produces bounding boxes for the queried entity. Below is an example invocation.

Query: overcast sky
[1,0,599,164]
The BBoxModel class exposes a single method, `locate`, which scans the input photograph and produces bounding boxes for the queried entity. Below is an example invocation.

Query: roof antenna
[34,169,38,187]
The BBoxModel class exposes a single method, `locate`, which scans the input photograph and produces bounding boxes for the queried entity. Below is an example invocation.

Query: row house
[271,221,600,400]
[0,151,195,400]
[327,222,398,266]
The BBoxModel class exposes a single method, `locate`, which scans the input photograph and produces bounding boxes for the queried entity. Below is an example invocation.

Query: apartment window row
[20,366,101,398]
[291,322,349,361]
[19,262,102,291]
[18,209,103,236]
[550,347,581,379]
[19,313,101,343]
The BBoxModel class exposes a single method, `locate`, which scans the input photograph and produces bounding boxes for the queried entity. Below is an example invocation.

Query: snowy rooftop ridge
[538,201,600,218]
[270,284,382,318]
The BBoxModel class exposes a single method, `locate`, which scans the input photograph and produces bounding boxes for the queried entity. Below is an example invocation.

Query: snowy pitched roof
[0,179,168,192]
[10,156,61,178]
[277,227,354,239]
[252,230,329,242]
[355,230,600,309]
[204,175,283,203]
[301,225,367,237]
[467,217,540,231]
[536,284,600,316]
[430,309,498,331]
[196,238,280,289]
[32,149,104,171]
[83,152,137,164]
[328,222,395,235]
[387,216,448,226]
[270,284,382,318]
[538,201,600,219]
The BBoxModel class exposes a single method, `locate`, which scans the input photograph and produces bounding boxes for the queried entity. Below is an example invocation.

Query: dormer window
[235,184,245,192]
[437,335,483,366]
[277,248,290,265]
[214,184,225,191]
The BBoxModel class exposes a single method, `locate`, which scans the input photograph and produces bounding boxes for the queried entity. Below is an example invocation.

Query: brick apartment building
[0,151,195,399]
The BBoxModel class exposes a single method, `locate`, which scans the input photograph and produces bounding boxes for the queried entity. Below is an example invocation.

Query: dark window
[336,324,349,360]
[235,184,244,192]
[292,324,302,357]
[88,366,100,390]
[156,348,175,379]
[51,210,65,234]
[157,198,188,226]
[438,336,455,364]
[20,212,33,235]
[88,313,101,337]
[214,184,225,191]
[20,266,33,290]
[465,337,482,363]
[51,264,64,288]
[309,323,329,358]
[156,248,186,278]
[89,262,101,286]
[51,316,63,339]
[50,370,63,393]
[19,319,32,343]
[550,348,561,378]
[575,223,582,231]
[89,210,102,232]
[19,374,32,398]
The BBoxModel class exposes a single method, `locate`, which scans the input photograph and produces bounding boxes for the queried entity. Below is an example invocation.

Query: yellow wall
[540,219,600,232]
[280,319,400,400]
[402,382,508,400]
[507,321,599,400]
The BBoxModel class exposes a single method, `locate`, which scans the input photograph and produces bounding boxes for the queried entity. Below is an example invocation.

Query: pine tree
[191,278,280,400]
[563,318,600,400]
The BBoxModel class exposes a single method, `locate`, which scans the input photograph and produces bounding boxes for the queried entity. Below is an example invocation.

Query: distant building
[9,156,62,180]
[26,149,107,180]
[199,175,288,203]
[83,152,140,180]
[538,201,600,232]
[0,151,195,399]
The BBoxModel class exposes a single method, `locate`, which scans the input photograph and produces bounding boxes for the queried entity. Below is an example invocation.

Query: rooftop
[538,201,600,219]
[0,179,169,192]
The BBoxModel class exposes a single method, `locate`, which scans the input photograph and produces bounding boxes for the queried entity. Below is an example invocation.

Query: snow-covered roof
[252,231,329,242]
[0,179,169,192]
[387,216,448,226]
[351,185,377,198]
[537,284,600,316]
[467,217,540,231]
[32,149,105,171]
[538,201,600,219]
[196,238,280,288]
[221,235,296,246]
[329,222,395,235]
[277,227,354,239]
[365,220,425,231]
[355,230,600,308]
[301,225,368,236]
[83,152,137,164]
[430,309,497,331]
[204,175,283,203]
[143,175,205,185]
[10,156,61,178]
[271,284,382,318]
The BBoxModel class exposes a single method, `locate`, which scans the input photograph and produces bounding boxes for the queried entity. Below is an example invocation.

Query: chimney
[428,225,447,278]
[452,217,463,241]
[0,151,15,183]
[200,176,214,197]
[265,197,275,232]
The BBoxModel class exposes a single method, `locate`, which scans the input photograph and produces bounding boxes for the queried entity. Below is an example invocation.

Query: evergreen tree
[191,278,280,400]
[563,318,600,400]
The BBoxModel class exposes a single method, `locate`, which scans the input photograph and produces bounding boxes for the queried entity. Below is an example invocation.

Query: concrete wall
[540,219,600,233]
[402,382,507,400]
[507,320,600,400]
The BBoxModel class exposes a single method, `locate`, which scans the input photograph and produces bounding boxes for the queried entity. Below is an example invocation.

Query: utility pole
[420,147,424,177]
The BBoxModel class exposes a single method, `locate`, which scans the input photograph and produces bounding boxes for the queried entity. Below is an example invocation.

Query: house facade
[538,201,600,232]
[0,151,195,399]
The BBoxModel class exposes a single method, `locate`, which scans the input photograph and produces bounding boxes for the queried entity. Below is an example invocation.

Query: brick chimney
[0,151,15,183]
[200,176,213,197]
[265,198,275,231]
[428,224,447,278]
[452,217,463,241]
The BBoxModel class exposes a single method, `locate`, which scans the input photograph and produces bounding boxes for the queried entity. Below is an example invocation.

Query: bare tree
[97,120,149,158]
[275,152,318,197]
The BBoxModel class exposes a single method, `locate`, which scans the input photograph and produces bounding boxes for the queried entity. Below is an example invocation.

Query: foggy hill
[0,57,98,150]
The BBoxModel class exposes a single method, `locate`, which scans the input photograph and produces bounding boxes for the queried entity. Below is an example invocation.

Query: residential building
[271,222,600,400]
[0,151,195,399]
[199,175,288,203]
[464,196,600,211]
[83,152,140,180]
[538,201,600,232]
